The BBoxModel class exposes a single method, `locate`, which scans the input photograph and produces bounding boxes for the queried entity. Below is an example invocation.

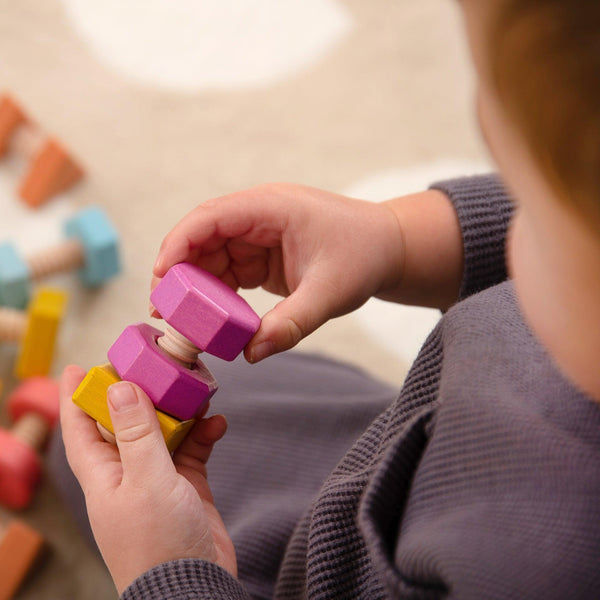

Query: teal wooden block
[0,243,30,309]
[65,206,121,287]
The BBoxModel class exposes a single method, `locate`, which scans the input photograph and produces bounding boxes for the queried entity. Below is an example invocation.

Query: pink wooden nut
[107,322,218,420]
[150,263,261,361]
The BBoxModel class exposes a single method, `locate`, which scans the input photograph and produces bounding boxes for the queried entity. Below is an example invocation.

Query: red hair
[489,0,600,231]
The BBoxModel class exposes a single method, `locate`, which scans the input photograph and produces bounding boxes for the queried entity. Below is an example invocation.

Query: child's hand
[151,184,406,363]
[152,184,463,362]
[60,365,236,595]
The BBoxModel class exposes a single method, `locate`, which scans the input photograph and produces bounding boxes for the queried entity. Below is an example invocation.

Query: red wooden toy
[0,378,60,509]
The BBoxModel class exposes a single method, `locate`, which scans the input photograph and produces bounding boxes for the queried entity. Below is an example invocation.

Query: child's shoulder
[439,279,600,429]
[384,283,600,598]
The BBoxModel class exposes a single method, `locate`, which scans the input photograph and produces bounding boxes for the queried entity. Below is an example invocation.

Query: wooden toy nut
[150,262,261,361]
[72,363,196,453]
[107,322,218,420]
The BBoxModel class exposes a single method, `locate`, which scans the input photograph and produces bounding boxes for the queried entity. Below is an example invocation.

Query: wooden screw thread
[27,238,85,281]
[157,326,201,368]
[9,123,45,159]
[12,414,48,450]
[0,308,27,342]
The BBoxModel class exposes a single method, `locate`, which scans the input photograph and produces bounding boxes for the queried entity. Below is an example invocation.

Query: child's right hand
[152,183,463,363]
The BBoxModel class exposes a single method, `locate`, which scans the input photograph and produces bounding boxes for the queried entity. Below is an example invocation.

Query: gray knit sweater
[121,175,600,600]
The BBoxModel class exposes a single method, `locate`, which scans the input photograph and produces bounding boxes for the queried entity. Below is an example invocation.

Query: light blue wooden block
[65,206,121,287]
[0,243,30,309]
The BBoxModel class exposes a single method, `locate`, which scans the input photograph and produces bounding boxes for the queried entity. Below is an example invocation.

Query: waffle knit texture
[121,174,600,599]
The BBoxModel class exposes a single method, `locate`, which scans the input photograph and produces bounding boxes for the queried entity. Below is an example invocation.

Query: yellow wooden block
[15,288,67,379]
[72,363,195,453]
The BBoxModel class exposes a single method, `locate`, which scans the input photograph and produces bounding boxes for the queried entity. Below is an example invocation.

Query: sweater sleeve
[430,174,515,301]
[120,559,252,600]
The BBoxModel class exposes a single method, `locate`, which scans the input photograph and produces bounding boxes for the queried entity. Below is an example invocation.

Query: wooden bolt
[0,377,60,510]
[0,93,84,207]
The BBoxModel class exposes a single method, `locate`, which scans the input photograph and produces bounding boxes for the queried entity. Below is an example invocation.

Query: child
[55,0,600,597]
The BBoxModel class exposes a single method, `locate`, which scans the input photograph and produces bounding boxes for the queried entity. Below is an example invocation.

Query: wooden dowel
[27,239,84,280]
[9,123,45,159]
[0,308,27,342]
[11,414,48,451]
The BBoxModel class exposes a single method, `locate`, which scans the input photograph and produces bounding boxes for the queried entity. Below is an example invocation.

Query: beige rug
[0,0,489,596]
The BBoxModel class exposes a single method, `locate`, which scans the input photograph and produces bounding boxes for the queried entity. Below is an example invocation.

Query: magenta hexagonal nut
[150,263,261,361]
[107,322,218,420]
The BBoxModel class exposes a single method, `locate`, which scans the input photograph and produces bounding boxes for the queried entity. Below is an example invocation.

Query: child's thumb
[246,280,335,362]
[107,382,174,485]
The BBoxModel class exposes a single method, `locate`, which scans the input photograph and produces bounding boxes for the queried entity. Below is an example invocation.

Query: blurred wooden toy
[0,518,44,600]
[0,94,83,208]
[73,263,261,451]
[0,288,67,378]
[0,377,59,509]
[0,206,120,309]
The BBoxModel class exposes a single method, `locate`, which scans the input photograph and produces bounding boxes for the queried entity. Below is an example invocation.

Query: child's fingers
[245,275,340,362]
[59,365,118,490]
[153,187,286,279]
[106,382,176,489]
[173,414,228,473]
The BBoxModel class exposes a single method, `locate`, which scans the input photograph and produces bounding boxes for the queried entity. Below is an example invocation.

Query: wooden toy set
[0,94,121,518]
[73,262,261,452]
[0,377,55,596]
[0,92,126,599]
[0,91,262,598]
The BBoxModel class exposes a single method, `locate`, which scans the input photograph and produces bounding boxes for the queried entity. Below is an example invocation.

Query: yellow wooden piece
[72,363,195,453]
[15,288,67,378]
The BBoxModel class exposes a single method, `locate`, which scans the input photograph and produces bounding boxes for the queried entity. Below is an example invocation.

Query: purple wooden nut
[150,263,261,361]
[107,322,218,420]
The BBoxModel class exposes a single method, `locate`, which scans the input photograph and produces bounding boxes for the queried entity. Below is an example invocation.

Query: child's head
[461,0,600,234]
[491,0,600,230]
[460,0,600,400]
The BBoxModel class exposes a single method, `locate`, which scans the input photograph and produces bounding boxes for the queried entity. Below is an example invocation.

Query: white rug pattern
[60,0,354,90]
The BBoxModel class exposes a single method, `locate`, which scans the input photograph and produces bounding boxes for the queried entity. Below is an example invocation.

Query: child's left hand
[60,365,237,595]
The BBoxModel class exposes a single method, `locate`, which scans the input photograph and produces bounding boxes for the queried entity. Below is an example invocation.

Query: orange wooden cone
[0,95,26,158]
[18,137,84,207]
[0,519,44,600]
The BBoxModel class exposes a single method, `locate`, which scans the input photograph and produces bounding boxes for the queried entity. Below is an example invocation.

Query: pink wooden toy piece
[150,263,261,361]
[108,323,218,420]
[107,263,260,421]
[0,377,59,509]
